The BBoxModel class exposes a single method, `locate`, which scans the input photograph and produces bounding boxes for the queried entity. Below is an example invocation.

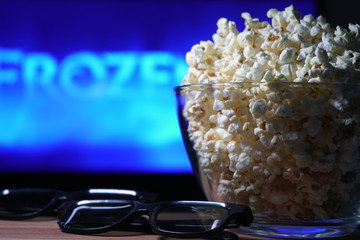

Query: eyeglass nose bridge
[130,202,154,218]
[113,201,155,232]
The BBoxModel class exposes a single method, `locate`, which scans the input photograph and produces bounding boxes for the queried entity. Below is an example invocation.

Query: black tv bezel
[0,173,206,201]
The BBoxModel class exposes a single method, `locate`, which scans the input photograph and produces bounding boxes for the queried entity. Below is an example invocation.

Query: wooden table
[1,217,360,240]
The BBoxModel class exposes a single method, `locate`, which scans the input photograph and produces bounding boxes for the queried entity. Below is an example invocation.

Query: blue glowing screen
[0,1,317,174]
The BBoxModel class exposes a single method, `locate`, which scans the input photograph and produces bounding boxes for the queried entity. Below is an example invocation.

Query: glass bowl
[175,82,360,239]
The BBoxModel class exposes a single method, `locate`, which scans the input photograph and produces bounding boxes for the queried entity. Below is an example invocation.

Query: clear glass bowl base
[234,217,359,239]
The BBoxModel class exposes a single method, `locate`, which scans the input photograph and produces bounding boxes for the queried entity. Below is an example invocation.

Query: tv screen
[0,0,317,175]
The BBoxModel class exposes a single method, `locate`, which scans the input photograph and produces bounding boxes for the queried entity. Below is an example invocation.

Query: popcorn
[180,5,360,221]
[250,99,267,118]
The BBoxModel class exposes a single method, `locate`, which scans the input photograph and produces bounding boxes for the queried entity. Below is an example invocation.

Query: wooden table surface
[1,217,360,240]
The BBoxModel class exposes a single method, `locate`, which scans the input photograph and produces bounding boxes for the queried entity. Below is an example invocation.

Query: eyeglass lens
[0,189,55,215]
[155,205,228,233]
[61,201,134,229]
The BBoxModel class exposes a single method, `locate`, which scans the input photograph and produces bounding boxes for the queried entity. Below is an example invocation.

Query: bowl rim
[174,81,360,92]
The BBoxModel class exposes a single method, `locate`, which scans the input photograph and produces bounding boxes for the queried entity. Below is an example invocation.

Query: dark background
[318,0,360,30]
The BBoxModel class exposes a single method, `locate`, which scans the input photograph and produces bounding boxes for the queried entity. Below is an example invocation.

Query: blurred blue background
[0,0,317,174]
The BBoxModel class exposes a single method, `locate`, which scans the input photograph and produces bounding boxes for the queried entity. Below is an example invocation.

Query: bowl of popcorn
[175,5,360,239]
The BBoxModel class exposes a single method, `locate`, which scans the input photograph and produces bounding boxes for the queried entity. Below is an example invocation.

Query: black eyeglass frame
[0,188,158,220]
[57,199,253,238]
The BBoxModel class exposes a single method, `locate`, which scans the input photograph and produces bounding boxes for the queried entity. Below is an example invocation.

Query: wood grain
[0,218,157,240]
[0,218,359,240]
